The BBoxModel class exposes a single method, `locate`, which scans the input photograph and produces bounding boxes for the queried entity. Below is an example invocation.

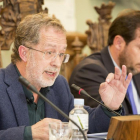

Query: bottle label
[69,114,88,130]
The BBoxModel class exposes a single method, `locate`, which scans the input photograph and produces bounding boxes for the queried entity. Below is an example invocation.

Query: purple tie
[127,81,137,114]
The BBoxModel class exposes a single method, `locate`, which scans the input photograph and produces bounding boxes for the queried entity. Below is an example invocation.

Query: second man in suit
[69,10,140,115]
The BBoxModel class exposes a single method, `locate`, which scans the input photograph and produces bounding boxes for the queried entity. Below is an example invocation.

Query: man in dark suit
[69,10,140,115]
[0,13,132,140]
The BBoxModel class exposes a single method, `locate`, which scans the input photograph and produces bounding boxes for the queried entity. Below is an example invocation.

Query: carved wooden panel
[85,1,115,53]
[0,0,48,67]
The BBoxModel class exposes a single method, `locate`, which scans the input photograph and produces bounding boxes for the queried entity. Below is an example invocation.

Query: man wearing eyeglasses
[0,13,132,140]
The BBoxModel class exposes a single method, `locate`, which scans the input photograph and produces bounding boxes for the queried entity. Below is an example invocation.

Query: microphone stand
[19,76,86,140]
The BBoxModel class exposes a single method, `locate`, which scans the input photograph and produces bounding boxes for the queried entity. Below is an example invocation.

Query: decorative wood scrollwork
[0,0,47,50]
[85,1,115,53]
[0,0,48,67]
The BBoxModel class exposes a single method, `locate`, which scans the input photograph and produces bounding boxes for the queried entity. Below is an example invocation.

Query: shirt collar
[108,46,122,72]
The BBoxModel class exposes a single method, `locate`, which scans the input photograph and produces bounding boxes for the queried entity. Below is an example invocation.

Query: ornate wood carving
[0,0,47,50]
[60,32,87,81]
[85,1,115,52]
[0,0,48,67]
[71,36,86,67]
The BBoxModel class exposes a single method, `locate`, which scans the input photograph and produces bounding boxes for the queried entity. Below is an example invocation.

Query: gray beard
[118,47,136,75]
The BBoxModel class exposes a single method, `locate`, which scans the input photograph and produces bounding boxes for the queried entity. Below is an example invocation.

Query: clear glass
[49,122,72,140]
[69,105,89,140]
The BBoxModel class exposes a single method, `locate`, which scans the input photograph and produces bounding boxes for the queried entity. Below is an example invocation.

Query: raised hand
[99,65,132,110]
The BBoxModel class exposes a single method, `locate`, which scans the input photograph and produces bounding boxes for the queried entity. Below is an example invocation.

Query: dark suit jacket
[0,63,117,140]
[69,46,140,114]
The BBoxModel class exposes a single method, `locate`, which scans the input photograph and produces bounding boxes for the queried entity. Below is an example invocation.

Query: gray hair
[11,13,66,64]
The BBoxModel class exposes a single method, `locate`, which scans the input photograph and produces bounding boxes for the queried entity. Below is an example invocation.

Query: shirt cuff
[24,126,32,140]
[101,104,123,118]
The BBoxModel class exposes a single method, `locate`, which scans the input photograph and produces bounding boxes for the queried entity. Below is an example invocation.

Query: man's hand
[31,118,61,140]
[99,65,132,110]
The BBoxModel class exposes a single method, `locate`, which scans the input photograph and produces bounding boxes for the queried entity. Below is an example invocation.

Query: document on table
[87,132,107,140]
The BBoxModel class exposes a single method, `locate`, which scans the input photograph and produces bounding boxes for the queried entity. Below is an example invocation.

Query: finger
[105,73,114,83]
[124,72,132,88]
[99,82,108,95]
[114,66,121,80]
[43,118,61,123]
[120,65,127,82]
[43,118,60,121]
[40,118,61,127]
[49,118,61,122]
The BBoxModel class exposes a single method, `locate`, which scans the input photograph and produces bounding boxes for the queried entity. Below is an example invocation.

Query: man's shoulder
[0,63,18,85]
[0,68,5,80]
[72,47,111,72]
[75,52,105,72]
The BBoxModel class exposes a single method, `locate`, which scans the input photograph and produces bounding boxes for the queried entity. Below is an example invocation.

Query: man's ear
[18,45,28,62]
[113,35,126,51]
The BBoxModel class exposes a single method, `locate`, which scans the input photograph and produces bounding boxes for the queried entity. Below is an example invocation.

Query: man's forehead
[46,42,67,48]
[39,27,67,48]
[41,26,66,35]
[40,29,67,42]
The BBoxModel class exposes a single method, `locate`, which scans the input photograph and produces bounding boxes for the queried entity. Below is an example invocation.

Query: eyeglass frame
[24,46,70,63]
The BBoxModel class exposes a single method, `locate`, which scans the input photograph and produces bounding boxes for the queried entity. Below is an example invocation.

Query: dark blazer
[69,46,140,114]
[0,63,116,140]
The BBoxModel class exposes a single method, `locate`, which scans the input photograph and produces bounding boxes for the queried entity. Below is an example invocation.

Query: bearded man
[69,10,140,115]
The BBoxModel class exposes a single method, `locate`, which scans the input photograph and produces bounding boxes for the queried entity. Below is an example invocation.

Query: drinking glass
[49,122,72,140]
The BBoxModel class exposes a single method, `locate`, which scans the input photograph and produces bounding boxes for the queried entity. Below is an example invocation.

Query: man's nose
[50,54,62,67]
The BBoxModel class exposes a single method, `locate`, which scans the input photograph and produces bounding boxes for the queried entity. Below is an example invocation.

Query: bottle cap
[74,99,84,105]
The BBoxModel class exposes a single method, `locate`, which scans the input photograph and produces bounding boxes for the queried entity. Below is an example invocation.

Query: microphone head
[71,84,89,96]
[71,84,81,91]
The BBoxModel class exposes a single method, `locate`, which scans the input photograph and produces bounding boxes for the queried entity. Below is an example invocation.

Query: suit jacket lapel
[133,73,140,98]
[44,89,58,119]
[101,46,115,73]
[4,63,29,126]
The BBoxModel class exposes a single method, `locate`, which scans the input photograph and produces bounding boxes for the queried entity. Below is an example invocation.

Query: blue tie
[127,81,137,114]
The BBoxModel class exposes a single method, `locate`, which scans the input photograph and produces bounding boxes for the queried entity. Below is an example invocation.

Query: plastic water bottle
[69,99,89,140]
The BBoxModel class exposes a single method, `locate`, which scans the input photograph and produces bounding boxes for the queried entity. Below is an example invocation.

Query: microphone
[71,84,121,116]
[18,76,86,140]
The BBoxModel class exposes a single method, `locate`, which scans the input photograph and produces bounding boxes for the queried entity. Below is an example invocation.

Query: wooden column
[60,32,87,81]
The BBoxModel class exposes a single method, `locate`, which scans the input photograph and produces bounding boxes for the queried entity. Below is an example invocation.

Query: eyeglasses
[25,46,70,63]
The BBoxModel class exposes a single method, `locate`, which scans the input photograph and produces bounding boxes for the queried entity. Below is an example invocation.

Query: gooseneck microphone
[71,84,121,116]
[18,76,86,140]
